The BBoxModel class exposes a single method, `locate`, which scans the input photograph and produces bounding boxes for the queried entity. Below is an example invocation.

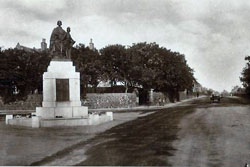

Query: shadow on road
[30,96,250,166]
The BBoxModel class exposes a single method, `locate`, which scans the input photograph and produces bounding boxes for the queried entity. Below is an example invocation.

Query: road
[169,103,250,167]
[0,112,148,165]
[2,96,250,166]
[84,96,250,167]
[28,96,250,166]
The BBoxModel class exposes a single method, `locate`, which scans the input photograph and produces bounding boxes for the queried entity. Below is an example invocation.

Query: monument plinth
[36,60,88,119]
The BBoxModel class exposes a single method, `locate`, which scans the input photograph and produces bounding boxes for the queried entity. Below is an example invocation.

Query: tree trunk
[124,81,128,93]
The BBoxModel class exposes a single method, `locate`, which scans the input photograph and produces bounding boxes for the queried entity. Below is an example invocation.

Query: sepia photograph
[1,0,250,166]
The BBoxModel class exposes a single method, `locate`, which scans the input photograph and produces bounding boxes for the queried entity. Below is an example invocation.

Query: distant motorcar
[210,94,221,103]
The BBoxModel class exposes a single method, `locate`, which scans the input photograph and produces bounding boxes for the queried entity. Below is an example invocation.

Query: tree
[100,44,132,92]
[127,42,195,102]
[72,45,102,97]
[127,42,161,89]
[240,56,250,95]
[152,49,195,101]
[0,48,50,103]
[0,41,196,103]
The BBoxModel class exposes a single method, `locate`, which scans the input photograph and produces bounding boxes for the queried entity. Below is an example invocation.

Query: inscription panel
[56,79,69,101]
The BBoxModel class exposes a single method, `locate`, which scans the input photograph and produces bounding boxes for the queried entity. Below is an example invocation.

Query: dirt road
[5,96,250,166]
[75,96,250,166]
[0,112,147,165]
[169,105,250,167]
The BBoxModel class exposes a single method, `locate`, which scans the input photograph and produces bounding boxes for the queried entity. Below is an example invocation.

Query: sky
[0,0,249,92]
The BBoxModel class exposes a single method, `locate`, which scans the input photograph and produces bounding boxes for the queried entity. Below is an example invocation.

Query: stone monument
[6,21,113,127]
[36,20,88,121]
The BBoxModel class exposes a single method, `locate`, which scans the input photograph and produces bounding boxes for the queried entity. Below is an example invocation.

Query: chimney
[89,38,94,50]
[41,38,47,51]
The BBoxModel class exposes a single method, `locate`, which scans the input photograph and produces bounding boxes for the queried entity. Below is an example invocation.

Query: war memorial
[5,21,113,128]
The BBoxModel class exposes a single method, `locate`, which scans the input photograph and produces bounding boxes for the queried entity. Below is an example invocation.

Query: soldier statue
[63,27,75,59]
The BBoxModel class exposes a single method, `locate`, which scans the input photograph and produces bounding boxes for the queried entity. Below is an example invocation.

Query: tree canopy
[100,44,132,92]
[0,48,50,103]
[126,42,195,101]
[0,42,196,103]
[71,44,101,97]
[240,56,250,95]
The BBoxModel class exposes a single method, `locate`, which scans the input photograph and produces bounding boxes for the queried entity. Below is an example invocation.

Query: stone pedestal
[36,60,88,119]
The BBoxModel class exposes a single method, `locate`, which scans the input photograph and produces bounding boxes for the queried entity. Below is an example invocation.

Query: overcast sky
[0,0,249,92]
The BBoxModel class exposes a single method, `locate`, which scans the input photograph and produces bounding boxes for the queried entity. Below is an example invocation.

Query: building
[193,81,202,93]
[89,38,95,50]
[231,85,245,95]
[15,38,48,52]
[15,42,35,52]
[41,38,47,51]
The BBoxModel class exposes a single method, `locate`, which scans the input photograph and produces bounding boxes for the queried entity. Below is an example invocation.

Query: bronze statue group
[49,20,75,59]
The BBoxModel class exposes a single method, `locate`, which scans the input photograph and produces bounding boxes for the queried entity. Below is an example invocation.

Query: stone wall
[151,92,170,105]
[0,91,197,110]
[151,91,196,105]
[179,91,196,101]
[85,93,137,109]
[0,94,42,110]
